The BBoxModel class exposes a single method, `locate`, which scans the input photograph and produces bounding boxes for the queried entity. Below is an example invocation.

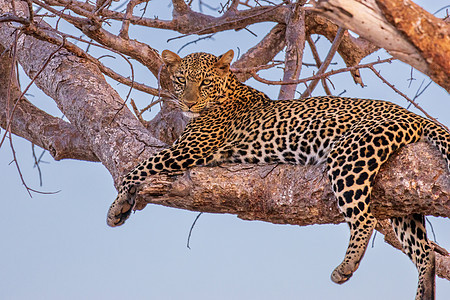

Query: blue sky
[0,1,449,299]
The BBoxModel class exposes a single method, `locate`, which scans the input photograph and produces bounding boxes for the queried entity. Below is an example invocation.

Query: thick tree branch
[312,0,450,92]
[0,48,99,161]
[145,104,188,145]
[375,0,450,91]
[133,142,450,224]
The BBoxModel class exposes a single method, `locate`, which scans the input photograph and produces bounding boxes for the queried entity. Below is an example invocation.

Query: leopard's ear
[215,50,234,76]
[162,50,181,74]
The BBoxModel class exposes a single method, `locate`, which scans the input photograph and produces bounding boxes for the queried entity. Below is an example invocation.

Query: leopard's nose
[185,101,196,108]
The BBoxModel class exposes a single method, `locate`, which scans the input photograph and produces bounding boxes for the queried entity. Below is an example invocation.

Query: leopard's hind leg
[327,153,378,284]
[327,119,423,284]
[392,214,435,300]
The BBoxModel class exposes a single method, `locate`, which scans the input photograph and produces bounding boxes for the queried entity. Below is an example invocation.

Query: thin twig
[130,99,146,125]
[301,27,345,98]
[9,129,58,196]
[22,23,167,97]
[425,217,437,243]
[306,35,332,95]
[248,57,394,86]
[368,65,450,133]
[4,31,18,148]
[9,133,29,197]
[407,79,432,109]
[187,212,203,249]
[32,144,44,186]
[167,3,284,42]
[139,98,164,114]
[119,0,147,39]
[371,230,377,248]
[177,34,216,54]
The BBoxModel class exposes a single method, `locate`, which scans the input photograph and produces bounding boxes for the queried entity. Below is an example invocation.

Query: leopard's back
[213,96,430,167]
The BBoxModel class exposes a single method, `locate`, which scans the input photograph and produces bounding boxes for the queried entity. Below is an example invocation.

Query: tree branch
[278,2,305,100]
[232,23,286,82]
[312,0,450,92]
[34,0,163,78]
[145,104,189,145]
[245,57,394,86]
[43,0,288,34]
[31,0,383,94]
[133,142,450,224]
[118,0,147,39]
[0,47,99,161]
[305,13,379,86]
[301,26,344,97]
[306,35,332,95]
[375,0,450,91]
[39,0,378,85]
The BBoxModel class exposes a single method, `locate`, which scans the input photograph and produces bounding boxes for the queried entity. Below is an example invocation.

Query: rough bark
[278,2,305,100]
[132,142,449,225]
[145,104,187,146]
[0,45,99,161]
[313,0,450,92]
[375,0,450,92]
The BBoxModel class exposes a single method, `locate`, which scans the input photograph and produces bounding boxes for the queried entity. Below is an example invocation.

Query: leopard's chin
[182,111,200,118]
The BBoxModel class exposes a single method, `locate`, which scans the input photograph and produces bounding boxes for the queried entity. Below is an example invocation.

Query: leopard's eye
[201,79,211,86]
[175,76,186,84]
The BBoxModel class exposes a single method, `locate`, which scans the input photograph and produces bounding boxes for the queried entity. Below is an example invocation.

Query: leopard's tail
[422,118,450,172]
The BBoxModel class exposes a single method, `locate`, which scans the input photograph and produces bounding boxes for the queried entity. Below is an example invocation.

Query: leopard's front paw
[107,185,137,227]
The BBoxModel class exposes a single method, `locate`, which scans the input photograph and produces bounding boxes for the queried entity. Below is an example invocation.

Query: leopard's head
[162,50,234,118]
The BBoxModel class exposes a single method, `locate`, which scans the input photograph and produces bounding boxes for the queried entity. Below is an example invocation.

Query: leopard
[107,50,450,300]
